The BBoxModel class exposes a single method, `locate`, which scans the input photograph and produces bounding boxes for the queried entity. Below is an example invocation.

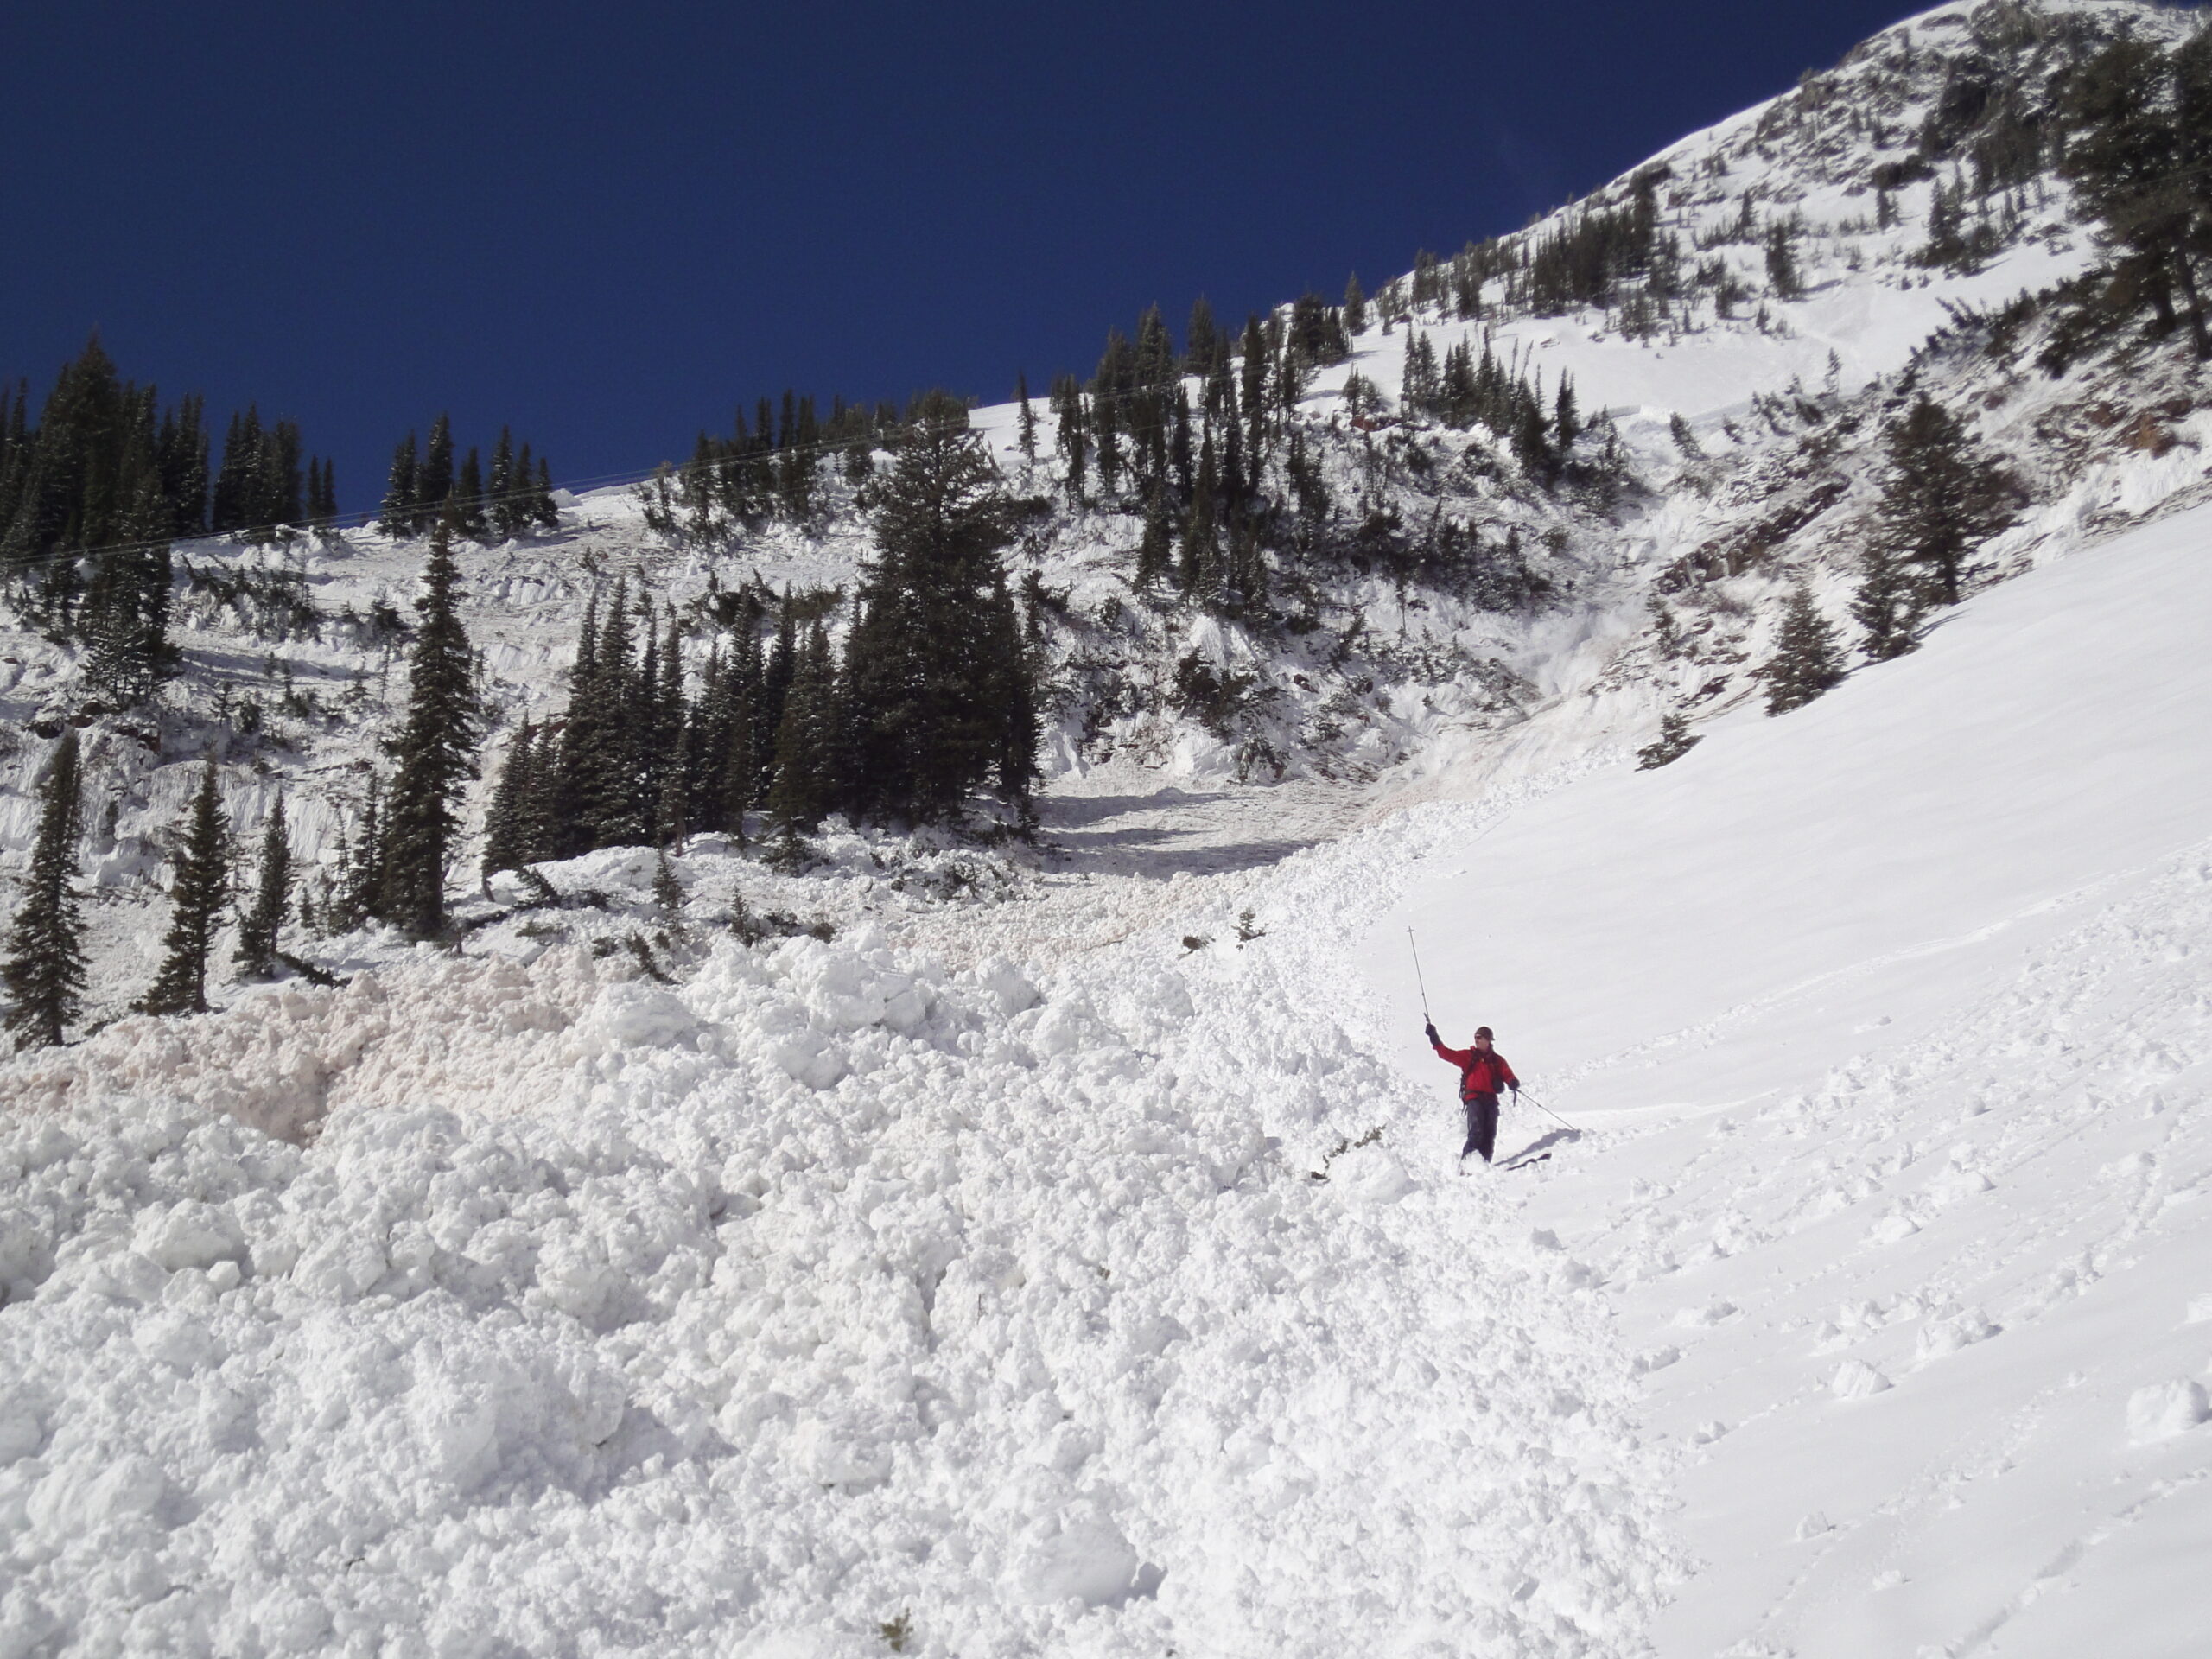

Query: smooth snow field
[5,514,2211,1657]
[1372,502,2212,1656]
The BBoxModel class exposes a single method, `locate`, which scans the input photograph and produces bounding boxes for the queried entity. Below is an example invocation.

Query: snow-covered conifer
[233,795,290,981]
[141,758,230,1016]
[378,510,480,938]
[1762,584,1847,715]
[1,731,88,1049]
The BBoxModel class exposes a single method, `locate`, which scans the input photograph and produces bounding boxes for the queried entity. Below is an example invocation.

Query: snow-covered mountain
[4,2,2211,1654]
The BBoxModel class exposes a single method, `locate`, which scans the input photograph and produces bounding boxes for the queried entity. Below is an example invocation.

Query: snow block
[1004,1507,1141,1606]
[1829,1360,1893,1400]
[2126,1380,2209,1446]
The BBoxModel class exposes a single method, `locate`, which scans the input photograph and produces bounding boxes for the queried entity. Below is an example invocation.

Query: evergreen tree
[378,510,480,937]
[456,447,487,537]
[1182,439,1221,597]
[1762,585,1846,715]
[416,414,454,532]
[141,758,230,1015]
[1637,711,1702,770]
[1,732,88,1049]
[80,486,172,706]
[488,428,518,535]
[1851,544,1923,661]
[767,620,837,843]
[983,575,1040,817]
[652,845,683,913]
[233,795,290,981]
[1135,486,1173,591]
[1878,393,2017,606]
[533,455,559,528]
[481,723,537,876]
[1016,372,1037,461]
[338,776,384,931]
[840,398,1026,823]
[1185,296,1223,372]
[1343,274,1367,336]
[1764,223,1804,299]
[2061,35,2212,359]
[1050,374,1088,505]
[379,432,419,537]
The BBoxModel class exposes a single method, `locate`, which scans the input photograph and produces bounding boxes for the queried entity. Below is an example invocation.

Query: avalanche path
[1,776,1675,1652]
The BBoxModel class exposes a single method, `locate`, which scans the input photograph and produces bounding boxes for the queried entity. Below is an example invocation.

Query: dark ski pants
[1461,1091,1499,1163]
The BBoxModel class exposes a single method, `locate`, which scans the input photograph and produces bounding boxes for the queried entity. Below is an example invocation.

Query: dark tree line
[644,390,906,543]
[378,412,560,539]
[0,338,330,628]
[1400,330,1580,474]
[484,403,1039,874]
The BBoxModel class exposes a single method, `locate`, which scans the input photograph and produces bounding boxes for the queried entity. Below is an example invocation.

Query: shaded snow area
[1369,501,2212,1656]
[0,782,1676,1656]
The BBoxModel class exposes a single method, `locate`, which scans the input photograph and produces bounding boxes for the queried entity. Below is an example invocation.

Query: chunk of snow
[2126,1380,2209,1446]
[1830,1360,1893,1400]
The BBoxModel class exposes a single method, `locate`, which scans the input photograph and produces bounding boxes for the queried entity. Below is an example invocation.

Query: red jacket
[1432,1037,1517,1101]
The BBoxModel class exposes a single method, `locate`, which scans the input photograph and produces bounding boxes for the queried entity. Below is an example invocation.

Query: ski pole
[1407,929,1432,1023]
[1515,1090,1579,1133]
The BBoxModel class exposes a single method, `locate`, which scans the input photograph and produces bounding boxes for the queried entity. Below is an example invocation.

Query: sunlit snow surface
[1372,505,2212,1656]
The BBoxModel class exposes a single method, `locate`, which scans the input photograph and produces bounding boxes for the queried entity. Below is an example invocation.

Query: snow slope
[0,793,1681,1655]
[9,3,2212,1652]
[1368,499,2212,1655]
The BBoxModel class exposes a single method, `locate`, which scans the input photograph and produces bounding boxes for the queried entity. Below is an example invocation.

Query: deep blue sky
[3,0,1926,513]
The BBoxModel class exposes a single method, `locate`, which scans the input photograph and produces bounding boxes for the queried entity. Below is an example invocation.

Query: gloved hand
[1423,1021,1438,1042]
[1510,1082,1521,1096]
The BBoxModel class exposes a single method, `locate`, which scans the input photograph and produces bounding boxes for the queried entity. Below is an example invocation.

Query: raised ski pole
[1408,929,1433,1024]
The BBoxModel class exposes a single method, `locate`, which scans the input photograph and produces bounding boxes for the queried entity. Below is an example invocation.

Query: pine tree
[141,758,230,1015]
[455,447,487,537]
[1344,274,1367,336]
[2,732,88,1049]
[984,575,1040,818]
[379,432,419,537]
[533,455,559,528]
[1878,393,2018,606]
[1016,372,1037,461]
[1762,585,1846,715]
[233,795,290,981]
[1186,296,1222,373]
[840,400,1024,823]
[652,845,683,913]
[766,621,836,856]
[1851,544,1922,661]
[2061,34,2212,359]
[488,428,517,535]
[482,723,537,877]
[378,509,480,937]
[1765,223,1804,299]
[1135,486,1172,591]
[416,414,454,532]
[1637,711,1702,770]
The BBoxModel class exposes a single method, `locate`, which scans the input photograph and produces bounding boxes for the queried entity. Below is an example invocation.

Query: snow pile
[1371,499,2212,1656]
[0,830,1678,1655]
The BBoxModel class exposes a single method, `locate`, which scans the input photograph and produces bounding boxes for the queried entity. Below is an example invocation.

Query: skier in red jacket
[1427,1021,1519,1165]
